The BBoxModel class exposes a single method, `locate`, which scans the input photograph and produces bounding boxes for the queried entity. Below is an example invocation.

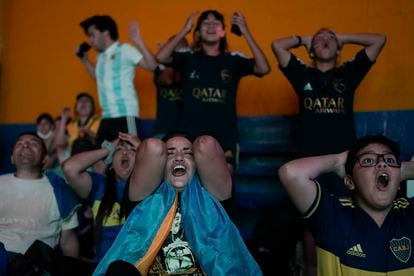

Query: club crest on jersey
[221,69,232,83]
[332,78,345,94]
[390,237,411,263]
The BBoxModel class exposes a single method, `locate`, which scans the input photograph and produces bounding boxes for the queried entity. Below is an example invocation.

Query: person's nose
[376,155,387,168]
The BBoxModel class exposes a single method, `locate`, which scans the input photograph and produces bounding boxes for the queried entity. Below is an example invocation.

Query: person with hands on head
[93,133,262,275]
[62,132,141,264]
[278,134,414,275]
[77,15,157,145]
[156,10,270,173]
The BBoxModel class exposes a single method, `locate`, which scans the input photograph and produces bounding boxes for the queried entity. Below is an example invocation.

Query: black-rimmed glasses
[354,153,401,168]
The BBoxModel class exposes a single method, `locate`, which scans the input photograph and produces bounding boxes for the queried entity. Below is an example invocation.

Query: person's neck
[314,59,336,72]
[103,40,117,52]
[79,115,89,125]
[363,205,392,228]
[14,168,43,180]
[202,42,221,56]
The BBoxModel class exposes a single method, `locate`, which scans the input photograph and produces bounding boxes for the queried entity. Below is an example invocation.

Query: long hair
[93,166,127,247]
[191,10,229,54]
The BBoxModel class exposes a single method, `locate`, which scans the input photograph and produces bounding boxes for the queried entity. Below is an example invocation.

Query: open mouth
[172,164,186,177]
[377,172,389,189]
[120,158,129,169]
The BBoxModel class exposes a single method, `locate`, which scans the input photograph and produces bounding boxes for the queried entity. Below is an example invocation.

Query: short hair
[75,92,96,117]
[80,15,119,41]
[36,113,54,125]
[345,134,401,175]
[15,131,47,157]
[161,131,194,143]
[192,10,229,53]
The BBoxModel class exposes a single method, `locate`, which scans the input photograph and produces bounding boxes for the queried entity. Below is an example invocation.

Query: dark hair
[75,92,96,121]
[345,134,401,175]
[94,167,127,247]
[15,131,47,157]
[161,131,194,143]
[36,113,54,125]
[192,10,229,53]
[80,15,119,41]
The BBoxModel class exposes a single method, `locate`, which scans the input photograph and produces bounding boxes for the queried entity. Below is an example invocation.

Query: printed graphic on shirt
[149,205,204,275]
[346,243,366,258]
[390,237,411,263]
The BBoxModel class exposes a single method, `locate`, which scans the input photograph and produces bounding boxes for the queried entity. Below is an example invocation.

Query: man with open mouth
[279,134,414,275]
[93,133,262,275]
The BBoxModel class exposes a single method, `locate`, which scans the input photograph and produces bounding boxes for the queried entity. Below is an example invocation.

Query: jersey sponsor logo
[303,82,313,92]
[192,87,227,103]
[390,236,411,263]
[303,97,345,114]
[221,69,232,83]
[159,88,182,101]
[346,243,366,258]
[332,78,346,94]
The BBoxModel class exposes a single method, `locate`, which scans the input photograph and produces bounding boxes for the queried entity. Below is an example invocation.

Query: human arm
[156,12,197,64]
[62,144,110,199]
[193,135,232,201]
[401,159,414,182]
[278,151,347,214]
[77,47,96,78]
[128,21,157,71]
[53,107,71,149]
[232,12,270,75]
[129,138,166,202]
[336,32,386,62]
[60,229,79,258]
[271,35,312,68]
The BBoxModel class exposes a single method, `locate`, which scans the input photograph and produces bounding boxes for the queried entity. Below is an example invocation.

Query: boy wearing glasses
[279,134,414,275]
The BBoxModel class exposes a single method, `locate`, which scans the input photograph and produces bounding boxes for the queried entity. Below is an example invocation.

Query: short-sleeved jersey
[280,50,373,156]
[87,172,126,262]
[0,173,79,254]
[306,182,414,275]
[96,42,143,119]
[152,65,183,136]
[172,50,256,150]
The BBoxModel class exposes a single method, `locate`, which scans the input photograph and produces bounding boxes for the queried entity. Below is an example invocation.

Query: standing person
[0,132,80,273]
[278,134,414,275]
[93,134,262,275]
[271,29,386,159]
[63,132,140,264]
[156,10,270,171]
[77,15,157,145]
[152,37,189,138]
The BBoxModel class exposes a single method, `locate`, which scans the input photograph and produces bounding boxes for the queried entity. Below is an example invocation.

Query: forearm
[133,39,157,71]
[271,35,311,67]
[338,33,386,61]
[60,230,79,258]
[401,161,414,181]
[156,30,187,64]
[243,30,270,75]
[80,57,96,78]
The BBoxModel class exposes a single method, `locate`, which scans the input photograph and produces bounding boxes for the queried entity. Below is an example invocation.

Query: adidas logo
[346,244,366,258]
[303,83,313,91]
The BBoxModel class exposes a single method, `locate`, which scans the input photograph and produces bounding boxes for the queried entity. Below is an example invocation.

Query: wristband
[293,36,302,48]
[101,140,116,165]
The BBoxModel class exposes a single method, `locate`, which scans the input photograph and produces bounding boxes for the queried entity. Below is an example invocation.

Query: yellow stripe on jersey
[317,246,414,276]
[92,200,125,227]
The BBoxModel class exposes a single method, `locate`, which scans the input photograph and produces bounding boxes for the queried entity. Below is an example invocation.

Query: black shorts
[96,116,141,146]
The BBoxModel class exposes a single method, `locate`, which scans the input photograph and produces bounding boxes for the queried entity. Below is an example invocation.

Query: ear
[309,51,315,59]
[10,155,14,165]
[42,155,49,167]
[344,174,355,190]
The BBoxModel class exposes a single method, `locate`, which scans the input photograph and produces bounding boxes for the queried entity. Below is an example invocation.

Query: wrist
[293,36,302,48]
[101,140,116,165]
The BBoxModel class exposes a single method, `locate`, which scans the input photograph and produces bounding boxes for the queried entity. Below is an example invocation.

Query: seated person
[279,134,414,275]
[0,132,80,273]
[63,132,140,263]
[94,133,262,275]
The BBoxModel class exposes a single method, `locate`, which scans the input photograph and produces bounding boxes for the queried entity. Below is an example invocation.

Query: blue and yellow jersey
[305,181,414,275]
[88,172,126,262]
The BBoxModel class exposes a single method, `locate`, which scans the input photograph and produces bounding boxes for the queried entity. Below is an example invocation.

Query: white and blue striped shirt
[96,42,143,118]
